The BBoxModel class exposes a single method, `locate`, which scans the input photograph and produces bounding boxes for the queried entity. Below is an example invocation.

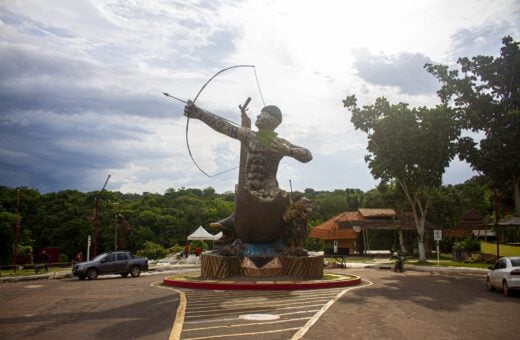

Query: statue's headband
[261,105,282,123]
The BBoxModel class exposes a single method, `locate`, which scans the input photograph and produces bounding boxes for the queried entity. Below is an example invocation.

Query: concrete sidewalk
[344,260,488,274]
[0,264,201,283]
[1,261,488,283]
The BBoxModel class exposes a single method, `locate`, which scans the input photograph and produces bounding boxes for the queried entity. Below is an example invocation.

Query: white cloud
[1,0,517,193]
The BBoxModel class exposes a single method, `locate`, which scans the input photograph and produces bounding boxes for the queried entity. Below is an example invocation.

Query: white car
[486,256,520,296]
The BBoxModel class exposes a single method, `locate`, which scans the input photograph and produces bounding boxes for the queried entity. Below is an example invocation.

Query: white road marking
[183,309,320,325]
[185,303,330,319]
[291,279,374,339]
[183,317,311,332]
[185,297,332,314]
[157,278,371,340]
[183,327,301,340]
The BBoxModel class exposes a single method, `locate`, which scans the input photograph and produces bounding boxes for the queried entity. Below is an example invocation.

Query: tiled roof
[461,209,483,221]
[309,209,428,240]
[308,226,357,240]
[454,209,484,230]
[308,212,358,240]
[358,208,396,218]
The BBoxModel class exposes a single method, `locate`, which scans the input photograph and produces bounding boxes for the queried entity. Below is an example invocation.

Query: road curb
[406,264,488,274]
[367,263,488,274]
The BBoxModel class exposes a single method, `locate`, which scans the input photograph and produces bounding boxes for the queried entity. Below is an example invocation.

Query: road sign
[434,229,442,241]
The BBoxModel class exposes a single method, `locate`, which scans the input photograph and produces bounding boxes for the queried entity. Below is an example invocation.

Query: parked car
[486,256,520,296]
[72,251,148,280]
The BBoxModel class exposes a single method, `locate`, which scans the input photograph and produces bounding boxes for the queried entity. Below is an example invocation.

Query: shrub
[59,253,69,264]
[189,240,208,251]
[168,244,183,254]
[453,237,481,252]
[136,241,169,259]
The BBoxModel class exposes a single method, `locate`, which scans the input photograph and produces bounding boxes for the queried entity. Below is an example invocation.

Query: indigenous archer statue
[183,99,313,258]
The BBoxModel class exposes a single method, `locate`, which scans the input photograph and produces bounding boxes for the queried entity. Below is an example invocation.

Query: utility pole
[494,189,500,259]
[12,189,20,272]
[92,175,111,257]
[289,179,293,203]
[116,213,131,251]
[114,215,118,251]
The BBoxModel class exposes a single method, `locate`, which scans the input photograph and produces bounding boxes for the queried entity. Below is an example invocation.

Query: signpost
[87,235,91,262]
[434,229,442,266]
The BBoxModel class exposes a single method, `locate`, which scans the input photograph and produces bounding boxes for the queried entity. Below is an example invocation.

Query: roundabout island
[163,272,361,291]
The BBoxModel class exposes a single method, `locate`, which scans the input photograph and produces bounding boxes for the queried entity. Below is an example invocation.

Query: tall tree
[344,96,458,260]
[426,36,520,215]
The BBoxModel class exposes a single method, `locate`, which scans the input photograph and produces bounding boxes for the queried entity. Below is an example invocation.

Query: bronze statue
[183,100,312,250]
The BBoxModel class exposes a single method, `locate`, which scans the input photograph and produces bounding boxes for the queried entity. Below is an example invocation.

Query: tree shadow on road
[0,294,179,339]
[338,270,520,312]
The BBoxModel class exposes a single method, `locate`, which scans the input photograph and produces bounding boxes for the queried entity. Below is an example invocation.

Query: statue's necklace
[255,130,278,147]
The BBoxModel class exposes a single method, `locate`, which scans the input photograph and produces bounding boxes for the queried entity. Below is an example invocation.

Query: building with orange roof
[309,209,428,255]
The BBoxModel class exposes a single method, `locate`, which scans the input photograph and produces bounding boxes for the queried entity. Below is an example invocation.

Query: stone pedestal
[201,254,241,279]
[281,255,323,279]
[200,252,324,280]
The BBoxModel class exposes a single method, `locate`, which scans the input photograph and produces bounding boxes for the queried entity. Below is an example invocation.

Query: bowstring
[253,66,266,107]
[186,65,265,178]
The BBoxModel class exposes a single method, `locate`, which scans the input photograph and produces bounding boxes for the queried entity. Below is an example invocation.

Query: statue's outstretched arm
[272,138,313,163]
[184,102,247,140]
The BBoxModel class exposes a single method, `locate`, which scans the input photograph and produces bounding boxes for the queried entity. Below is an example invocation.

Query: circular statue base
[200,252,324,280]
[163,273,361,291]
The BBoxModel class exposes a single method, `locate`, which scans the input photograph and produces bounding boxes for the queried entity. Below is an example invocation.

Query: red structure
[12,190,21,272]
[39,247,61,264]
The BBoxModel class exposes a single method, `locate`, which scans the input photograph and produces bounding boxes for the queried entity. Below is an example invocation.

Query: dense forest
[1,175,517,265]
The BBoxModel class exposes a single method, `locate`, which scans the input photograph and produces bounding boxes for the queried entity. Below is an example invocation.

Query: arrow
[162,92,188,104]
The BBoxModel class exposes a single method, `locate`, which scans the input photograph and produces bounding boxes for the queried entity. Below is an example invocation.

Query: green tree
[0,210,16,264]
[345,96,458,260]
[136,241,168,260]
[313,191,349,219]
[426,36,520,215]
[428,177,491,229]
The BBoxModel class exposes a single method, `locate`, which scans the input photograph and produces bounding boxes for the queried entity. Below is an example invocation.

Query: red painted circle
[163,275,361,290]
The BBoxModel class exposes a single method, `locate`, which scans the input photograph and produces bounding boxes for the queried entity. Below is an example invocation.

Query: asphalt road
[0,270,194,340]
[1,268,519,340]
[303,268,520,340]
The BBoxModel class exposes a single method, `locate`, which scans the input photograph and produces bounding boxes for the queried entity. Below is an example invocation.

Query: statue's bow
[186,65,265,178]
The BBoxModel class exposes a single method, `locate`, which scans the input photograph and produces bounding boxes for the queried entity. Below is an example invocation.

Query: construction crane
[92,175,111,257]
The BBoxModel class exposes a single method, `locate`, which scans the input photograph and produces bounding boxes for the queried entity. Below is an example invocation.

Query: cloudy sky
[1,0,519,194]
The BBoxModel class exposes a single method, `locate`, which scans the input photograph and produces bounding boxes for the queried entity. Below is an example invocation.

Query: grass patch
[325,257,378,263]
[408,260,489,269]
[0,266,69,277]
